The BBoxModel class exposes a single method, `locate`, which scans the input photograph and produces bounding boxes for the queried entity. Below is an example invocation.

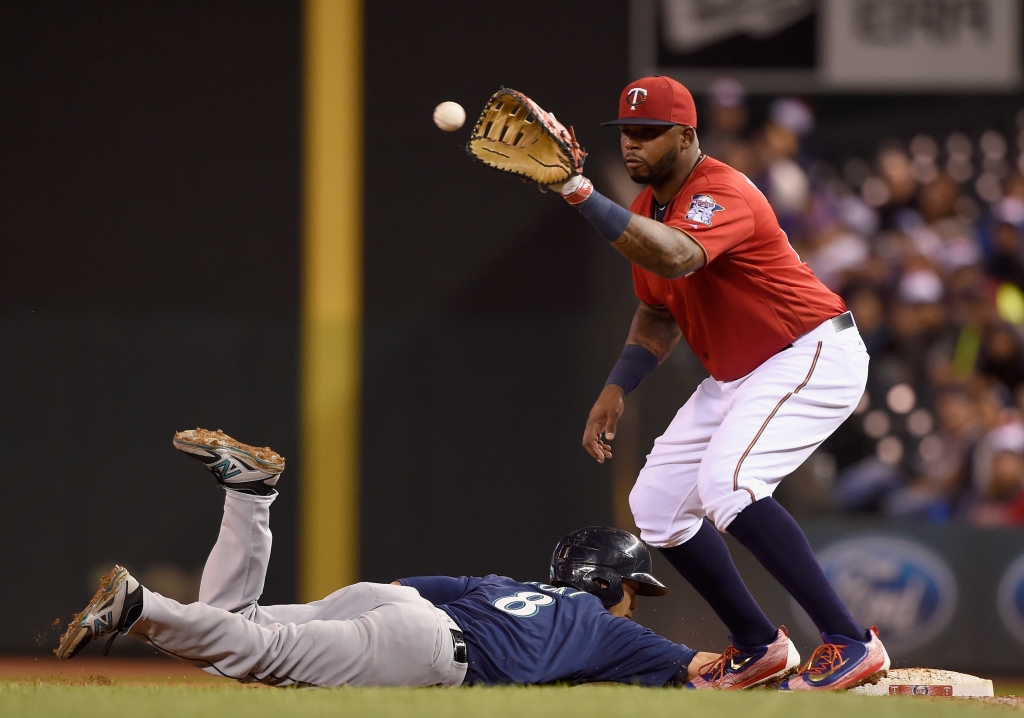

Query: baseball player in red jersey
[550,76,889,690]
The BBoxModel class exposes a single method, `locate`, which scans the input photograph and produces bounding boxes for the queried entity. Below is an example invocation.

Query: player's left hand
[546,174,594,206]
[467,88,585,185]
[583,384,625,463]
[686,652,722,681]
[545,175,575,193]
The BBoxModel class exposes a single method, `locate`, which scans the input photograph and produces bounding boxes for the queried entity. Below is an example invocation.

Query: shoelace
[799,642,847,675]
[697,646,742,687]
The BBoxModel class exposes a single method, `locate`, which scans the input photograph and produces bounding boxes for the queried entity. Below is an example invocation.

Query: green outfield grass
[2,683,1023,718]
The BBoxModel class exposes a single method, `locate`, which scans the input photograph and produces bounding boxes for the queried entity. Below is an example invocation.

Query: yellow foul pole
[301,0,362,600]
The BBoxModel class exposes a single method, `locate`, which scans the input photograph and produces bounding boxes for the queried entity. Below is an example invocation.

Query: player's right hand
[583,384,625,463]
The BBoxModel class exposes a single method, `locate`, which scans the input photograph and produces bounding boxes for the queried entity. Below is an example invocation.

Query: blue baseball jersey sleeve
[398,574,697,686]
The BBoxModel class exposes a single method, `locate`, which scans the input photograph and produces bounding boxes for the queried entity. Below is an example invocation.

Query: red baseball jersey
[630,156,845,382]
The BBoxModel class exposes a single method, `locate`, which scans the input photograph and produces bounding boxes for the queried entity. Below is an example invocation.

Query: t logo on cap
[602,76,698,128]
[627,88,647,109]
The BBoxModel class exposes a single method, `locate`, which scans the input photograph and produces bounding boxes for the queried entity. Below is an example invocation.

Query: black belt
[451,629,467,664]
[783,312,854,351]
[831,311,854,332]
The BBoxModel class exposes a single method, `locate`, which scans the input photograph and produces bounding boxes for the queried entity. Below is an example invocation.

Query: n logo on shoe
[211,459,242,480]
[93,611,114,634]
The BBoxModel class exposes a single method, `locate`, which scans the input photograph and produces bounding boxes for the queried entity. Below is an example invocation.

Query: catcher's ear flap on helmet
[549,527,669,607]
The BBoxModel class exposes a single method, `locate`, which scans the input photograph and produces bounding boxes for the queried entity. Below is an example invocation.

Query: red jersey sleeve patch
[665,182,754,265]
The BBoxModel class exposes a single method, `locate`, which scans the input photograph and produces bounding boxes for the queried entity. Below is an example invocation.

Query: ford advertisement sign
[998,553,1024,646]
[791,536,958,653]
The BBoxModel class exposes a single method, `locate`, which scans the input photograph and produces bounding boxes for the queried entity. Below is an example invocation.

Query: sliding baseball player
[56,429,718,687]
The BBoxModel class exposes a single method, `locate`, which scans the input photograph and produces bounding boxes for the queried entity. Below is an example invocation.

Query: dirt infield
[0,655,232,686]
[3,655,1024,707]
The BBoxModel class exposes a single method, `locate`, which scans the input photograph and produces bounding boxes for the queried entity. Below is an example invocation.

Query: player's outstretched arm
[583,303,681,463]
[613,215,705,279]
[686,651,721,681]
[552,176,705,279]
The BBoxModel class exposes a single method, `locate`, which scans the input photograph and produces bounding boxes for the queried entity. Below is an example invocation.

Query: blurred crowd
[704,79,1024,527]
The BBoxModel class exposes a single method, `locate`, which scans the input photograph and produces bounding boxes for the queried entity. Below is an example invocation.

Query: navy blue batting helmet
[550,526,669,606]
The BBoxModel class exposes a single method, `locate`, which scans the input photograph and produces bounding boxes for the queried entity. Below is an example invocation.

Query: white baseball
[433,101,466,132]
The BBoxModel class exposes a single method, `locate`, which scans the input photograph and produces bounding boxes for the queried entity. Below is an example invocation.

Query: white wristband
[559,175,586,196]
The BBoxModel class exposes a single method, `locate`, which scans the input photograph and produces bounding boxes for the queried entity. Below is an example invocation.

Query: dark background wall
[0,1,645,651]
[358,2,637,583]
[0,1,302,650]
[4,0,1024,658]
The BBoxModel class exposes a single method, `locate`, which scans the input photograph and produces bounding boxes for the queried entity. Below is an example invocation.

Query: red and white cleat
[685,626,801,689]
[779,627,890,691]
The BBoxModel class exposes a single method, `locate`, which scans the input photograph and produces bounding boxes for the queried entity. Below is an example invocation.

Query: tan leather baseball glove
[467,88,586,185]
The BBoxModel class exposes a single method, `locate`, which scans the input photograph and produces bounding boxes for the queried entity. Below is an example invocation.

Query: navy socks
[728,497,867,641]
[660,500,868,646]
[659,519,778,647]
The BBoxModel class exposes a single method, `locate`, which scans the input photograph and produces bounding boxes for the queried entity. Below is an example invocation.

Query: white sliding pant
[127,490,466,687]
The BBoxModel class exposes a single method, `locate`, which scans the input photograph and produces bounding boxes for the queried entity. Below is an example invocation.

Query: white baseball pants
[126,490,467,687]
[630,317,869,547]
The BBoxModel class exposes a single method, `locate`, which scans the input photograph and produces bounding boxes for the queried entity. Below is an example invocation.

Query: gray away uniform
[125,490,466,687]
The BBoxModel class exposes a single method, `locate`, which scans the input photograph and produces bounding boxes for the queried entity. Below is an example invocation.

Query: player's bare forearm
[626,302,682,362]
[611,215,706,279]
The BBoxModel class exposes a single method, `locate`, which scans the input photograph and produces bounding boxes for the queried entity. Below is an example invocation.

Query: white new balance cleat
[55,565,141,660]
[173,428,285,494]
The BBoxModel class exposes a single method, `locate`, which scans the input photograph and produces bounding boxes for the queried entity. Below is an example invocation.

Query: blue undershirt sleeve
[396,576,472,606]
